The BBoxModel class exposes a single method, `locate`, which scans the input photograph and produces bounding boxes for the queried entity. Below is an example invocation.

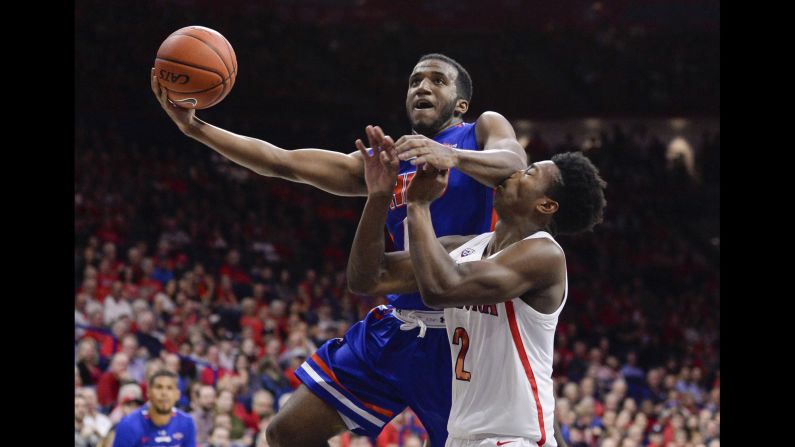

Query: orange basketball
[154,26,237,109]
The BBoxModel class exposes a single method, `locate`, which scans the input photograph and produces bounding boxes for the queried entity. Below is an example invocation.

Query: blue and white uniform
[113,405,196,447]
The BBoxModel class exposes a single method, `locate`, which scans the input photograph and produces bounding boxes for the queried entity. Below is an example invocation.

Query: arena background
[75,1,720,446]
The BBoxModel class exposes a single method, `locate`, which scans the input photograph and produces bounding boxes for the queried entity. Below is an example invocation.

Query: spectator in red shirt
[126,246,144,280]
[100,317,130,358]
[201,344,231,386]
[96,258,118,300]
[215,275,239,308]
[102,241,123,272]
[242,390,276,432]
[240,298,263,346]
[137,257,163,301]
[96,352,130,409]
[219,249,252,295]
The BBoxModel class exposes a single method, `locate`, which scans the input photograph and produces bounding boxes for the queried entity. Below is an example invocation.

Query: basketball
[154,26,237,109]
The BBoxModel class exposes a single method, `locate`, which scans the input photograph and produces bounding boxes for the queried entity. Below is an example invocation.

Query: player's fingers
[395,135,412,147]
[400,150,419,161]
[150,68,159,96]
[354,139,369,158]
[379,150,393,166]
[396,138,422,155]
[365,125,380,151]
[411,155,428,166]
[373,126,386,143]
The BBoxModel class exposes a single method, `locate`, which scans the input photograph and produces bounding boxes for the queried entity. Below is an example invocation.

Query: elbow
[419,287,447,309]
[347,279,370,295]
[346,272,367,295]
[346,272,377,296]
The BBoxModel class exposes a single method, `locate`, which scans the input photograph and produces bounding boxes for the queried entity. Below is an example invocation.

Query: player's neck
[436,117,463,135]
[148,407,173,426]
[489,220,542,255]
[413,117,463,138]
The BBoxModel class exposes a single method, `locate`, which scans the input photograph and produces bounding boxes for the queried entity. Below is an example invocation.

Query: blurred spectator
[77,338,104,386]
[97,352,130,409]
[108,383,145,424]
[135,310,164,358]
[190,385,217,446]
[75,394,102,447]
[78,387,112,438]
[98,393,144,447]
[215,388,249,442]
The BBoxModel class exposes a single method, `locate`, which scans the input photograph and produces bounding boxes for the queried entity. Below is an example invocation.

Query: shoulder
[474,111,522,151]
[516,235,565,260]
[493,235,565,273]
[175,410,197,428]
[119,408,144,424]
[115,410,143,436]
[474,111,512,133]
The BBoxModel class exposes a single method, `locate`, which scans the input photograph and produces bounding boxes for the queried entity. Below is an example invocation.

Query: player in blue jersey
[152,53,527,447]
[113,370,196,447]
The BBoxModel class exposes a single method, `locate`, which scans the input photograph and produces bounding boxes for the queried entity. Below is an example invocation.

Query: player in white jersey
[347,132,606,447]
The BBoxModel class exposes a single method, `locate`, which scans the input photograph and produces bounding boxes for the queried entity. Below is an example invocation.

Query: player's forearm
[347,193,393,294]
[183,118,367,196]
[407,203,462,307]
[183,117,294,177]
[454,149,525,188]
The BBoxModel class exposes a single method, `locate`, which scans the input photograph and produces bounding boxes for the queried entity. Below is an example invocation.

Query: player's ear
[454,99,469,117]
[537,198,558,215]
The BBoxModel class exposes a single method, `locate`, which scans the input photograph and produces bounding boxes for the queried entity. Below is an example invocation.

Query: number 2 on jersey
[452,327,472,381]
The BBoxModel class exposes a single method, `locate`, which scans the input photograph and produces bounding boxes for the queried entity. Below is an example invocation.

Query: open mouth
[414,99,434,110]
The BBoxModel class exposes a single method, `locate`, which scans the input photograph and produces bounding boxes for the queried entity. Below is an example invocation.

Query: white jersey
[444,231,567,446]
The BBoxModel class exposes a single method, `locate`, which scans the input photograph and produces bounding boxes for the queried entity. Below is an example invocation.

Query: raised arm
[346,127,472,296]
[468,110,528,186]
[405,169,564,309]
[151,68,367,196]
[393,111,526,188]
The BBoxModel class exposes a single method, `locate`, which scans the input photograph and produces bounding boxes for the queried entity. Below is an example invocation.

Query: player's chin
[152,404,172,414]
[410,109,437,123]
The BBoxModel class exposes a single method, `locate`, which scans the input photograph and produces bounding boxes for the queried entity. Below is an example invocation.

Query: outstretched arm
[394,111,527,188]
[151,69,367,196]
[405,168,563,309]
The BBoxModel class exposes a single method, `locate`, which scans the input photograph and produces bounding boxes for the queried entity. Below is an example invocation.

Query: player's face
[406,60,461,136]
[495,161,560,214]
[148,376,180,415]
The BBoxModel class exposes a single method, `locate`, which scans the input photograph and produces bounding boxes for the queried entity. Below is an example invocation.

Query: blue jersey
[113,405,196,447]
[386,122,494,309]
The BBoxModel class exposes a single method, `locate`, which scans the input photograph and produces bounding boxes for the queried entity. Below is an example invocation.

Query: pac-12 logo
[461,248,475,257]
[159,69,190,84]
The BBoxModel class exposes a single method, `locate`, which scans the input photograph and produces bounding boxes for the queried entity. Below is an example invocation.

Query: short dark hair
[417,53,473,102]
[547,152,607,235]
[148,369,178,387]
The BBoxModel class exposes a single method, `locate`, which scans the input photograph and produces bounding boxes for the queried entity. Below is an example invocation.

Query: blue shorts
[295,305,452,446]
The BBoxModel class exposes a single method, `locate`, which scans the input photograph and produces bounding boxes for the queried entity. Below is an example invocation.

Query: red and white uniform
[444,231,567,447]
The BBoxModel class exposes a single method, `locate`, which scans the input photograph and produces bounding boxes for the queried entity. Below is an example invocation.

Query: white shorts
[445,436,538,447]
